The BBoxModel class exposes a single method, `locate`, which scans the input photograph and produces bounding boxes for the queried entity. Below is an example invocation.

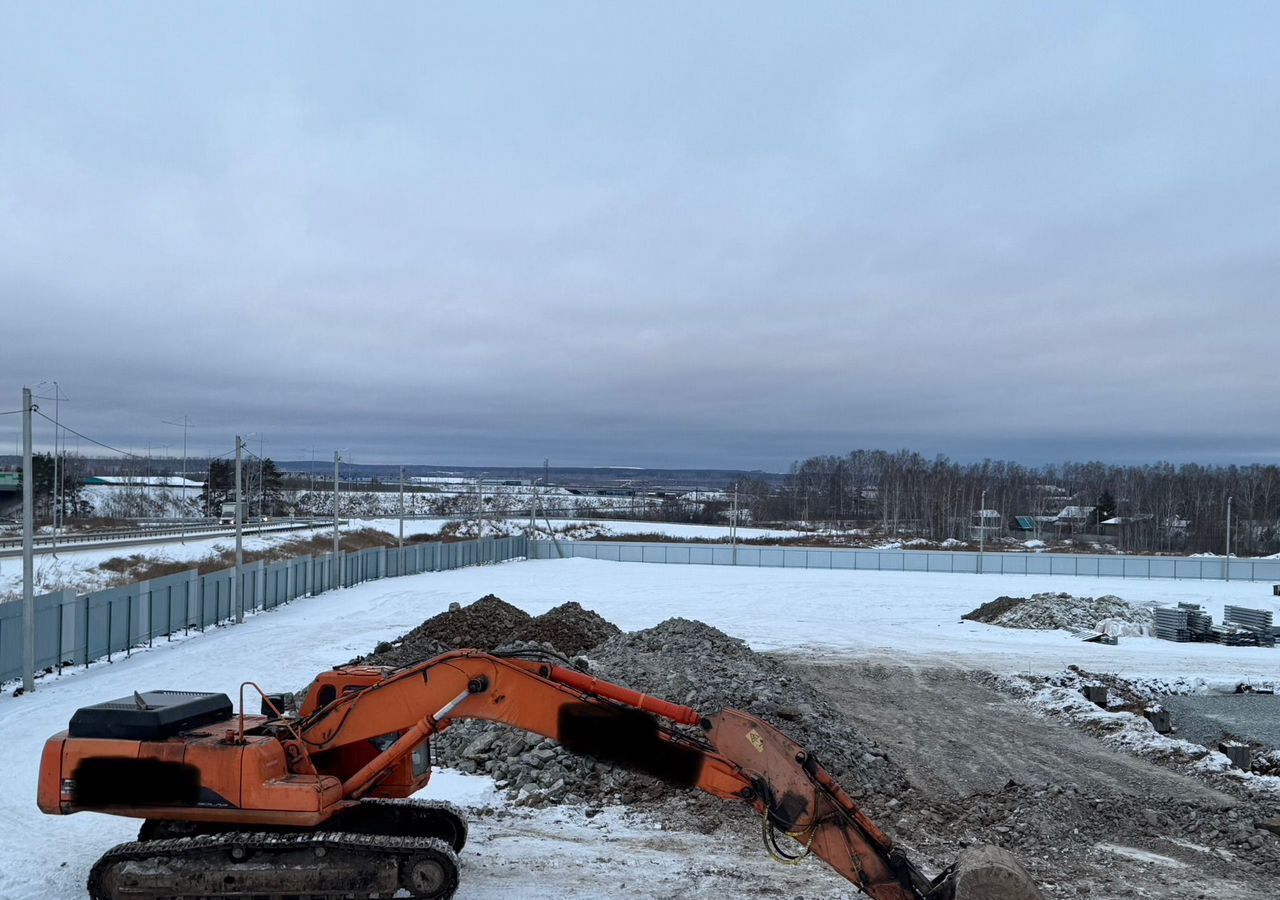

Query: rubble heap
[964,592,1152,635]
[434,616,907,813]
[504,602,621,656]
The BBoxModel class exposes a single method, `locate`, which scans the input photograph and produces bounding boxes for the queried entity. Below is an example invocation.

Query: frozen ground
[3,558,1278,899]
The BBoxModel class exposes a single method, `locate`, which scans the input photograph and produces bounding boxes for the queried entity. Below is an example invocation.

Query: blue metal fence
[529,539,1280,582]
[0,535,527,685]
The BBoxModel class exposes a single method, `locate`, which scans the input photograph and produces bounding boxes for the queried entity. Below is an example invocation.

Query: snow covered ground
[504,517,807,541]
[3,557,1277,898]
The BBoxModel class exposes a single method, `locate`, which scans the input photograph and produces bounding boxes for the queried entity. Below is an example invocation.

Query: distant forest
[734,450,1280,556]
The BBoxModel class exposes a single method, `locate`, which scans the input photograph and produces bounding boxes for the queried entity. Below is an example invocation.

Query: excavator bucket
[939,845,1045,900]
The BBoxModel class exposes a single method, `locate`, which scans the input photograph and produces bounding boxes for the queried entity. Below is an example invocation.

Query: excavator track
[88,830,460,900]
[334,797,469,852]
[139,798,469,853]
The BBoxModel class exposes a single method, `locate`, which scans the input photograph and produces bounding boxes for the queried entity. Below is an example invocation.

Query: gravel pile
[505,602,621,655]
[964,592,1152,634]
[436,616,906,814]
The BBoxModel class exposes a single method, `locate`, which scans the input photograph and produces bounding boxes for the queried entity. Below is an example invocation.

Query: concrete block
[1143,706,1172,734]
[1220,740,1251,770]
[1082,685,1108,706]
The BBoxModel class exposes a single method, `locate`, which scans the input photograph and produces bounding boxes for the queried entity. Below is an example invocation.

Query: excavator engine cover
[69,691,232,740]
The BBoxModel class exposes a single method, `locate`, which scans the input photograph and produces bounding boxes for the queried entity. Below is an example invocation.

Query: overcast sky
[2,2,1278,470]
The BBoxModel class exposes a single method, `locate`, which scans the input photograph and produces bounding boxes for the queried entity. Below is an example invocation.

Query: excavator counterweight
[38,650,1042,900]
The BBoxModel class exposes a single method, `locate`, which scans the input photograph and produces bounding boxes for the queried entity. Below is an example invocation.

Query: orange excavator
[38,649,1042,899]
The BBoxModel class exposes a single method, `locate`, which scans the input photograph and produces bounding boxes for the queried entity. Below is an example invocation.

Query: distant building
[969,508,1002,541]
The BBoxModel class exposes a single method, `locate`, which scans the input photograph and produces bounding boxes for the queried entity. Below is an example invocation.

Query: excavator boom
[38,649,1041,900]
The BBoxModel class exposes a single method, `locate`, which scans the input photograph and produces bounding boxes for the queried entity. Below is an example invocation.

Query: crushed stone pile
[435,616,907,814]
[504,601,621,656]
[963,592,1153,635]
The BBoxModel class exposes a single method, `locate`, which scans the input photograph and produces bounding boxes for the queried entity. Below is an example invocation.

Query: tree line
[734,449,1280,556]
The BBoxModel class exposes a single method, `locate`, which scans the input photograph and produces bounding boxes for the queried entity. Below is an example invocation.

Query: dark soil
[397,594,531,652]
[961,595,1026,623]
[506,602,621,655]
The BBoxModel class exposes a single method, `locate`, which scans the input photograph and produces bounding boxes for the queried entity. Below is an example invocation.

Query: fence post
[125,593,134,658]
[59,588,76,672]
[185,571,197,633]
[135,580,151,647]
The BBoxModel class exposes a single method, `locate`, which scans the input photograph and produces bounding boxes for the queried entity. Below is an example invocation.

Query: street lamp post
[979,489,986,574]
[1225,496,1233,582]
[333,452,341,587]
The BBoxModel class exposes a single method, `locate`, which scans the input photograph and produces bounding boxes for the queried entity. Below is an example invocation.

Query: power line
[32,410,145,459]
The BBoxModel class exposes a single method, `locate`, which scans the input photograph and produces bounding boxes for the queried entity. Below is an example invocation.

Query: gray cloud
[2,2,1278,469]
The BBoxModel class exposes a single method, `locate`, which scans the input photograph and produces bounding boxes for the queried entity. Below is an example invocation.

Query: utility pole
[234,436,244,623]
[259,434,265,518]
[979,489,986,575]
[1225,496,1233,582]
[164,416,191,538]
[398,465,405,551]
[21,387,35,694]
[51,382,61,552]
[333,451,341,584]
[530,471,538,532]
[731,482,739,566]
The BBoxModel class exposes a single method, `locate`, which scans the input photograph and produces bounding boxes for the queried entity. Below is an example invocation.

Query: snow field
[2,557,1278,898]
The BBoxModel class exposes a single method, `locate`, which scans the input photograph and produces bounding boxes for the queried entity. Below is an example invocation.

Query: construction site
[3,526,1279,900]
[6,3,1279,898]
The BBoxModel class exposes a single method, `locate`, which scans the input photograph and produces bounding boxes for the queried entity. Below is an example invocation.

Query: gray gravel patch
[1162,694,1280,751]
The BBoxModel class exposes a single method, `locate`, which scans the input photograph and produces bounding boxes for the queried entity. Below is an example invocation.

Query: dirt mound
[963,596,1027,623]
[506,602,621,655]
[358,594,531,666]
[413,593,532,650]
[963,592,1152,634]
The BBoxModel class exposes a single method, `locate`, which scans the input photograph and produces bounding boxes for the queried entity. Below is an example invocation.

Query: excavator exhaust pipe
[938,845,1045,900]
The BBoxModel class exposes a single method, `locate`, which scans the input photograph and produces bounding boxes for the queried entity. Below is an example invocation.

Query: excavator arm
[297,650,934,899]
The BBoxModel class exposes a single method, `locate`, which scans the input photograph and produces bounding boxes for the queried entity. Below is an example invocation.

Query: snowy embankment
[0,518,449,600]
[0,517,799,600]
[3,558,1278,899]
